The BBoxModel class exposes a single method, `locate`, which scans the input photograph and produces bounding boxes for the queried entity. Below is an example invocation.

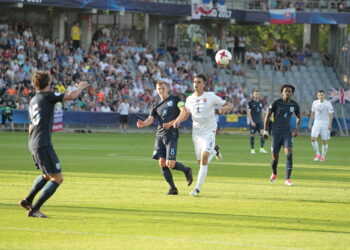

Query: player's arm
[292,112,301,137]
[218,101,233,114]
[173,107,190,128]
[247,108,255,127]
[28,124,33,134]
[328,112,333,130]
[263,109,273,139]
[63,81,89,101]
[163,104,186,129]
[309,111,315,130]
[136,115,154,128]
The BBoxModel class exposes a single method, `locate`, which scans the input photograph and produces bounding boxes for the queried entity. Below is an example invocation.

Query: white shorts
[192,132,216,161]
[311,125,330,140]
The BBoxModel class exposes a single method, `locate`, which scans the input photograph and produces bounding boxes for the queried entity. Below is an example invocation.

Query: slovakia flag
[269,8,296,24]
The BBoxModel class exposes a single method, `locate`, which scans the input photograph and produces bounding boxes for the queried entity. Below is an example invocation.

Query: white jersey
[118,102,130,115]
[311,100,333,126]
[185,92,226,134]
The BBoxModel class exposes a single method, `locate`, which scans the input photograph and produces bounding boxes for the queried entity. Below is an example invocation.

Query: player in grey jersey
[19,71,89,217]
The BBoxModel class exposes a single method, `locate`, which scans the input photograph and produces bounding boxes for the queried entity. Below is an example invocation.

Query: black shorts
[271,131,293,155]
[2,114,12,125]
[72,40,80,49]
[249,121,264,135]
[120,115,128,124]
[31,146,61,175]
[152,133,178,161]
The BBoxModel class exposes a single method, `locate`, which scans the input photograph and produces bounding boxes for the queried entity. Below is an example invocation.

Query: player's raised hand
[77,81,89,90]
[136,119,145,128]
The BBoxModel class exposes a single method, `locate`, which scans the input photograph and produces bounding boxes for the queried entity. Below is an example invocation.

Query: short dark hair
[280,84,295,93]
[32,71,51,91]
[253,89,260,93]
[156,80,168,87]
[194,74,206,83]
[318,90,325,93]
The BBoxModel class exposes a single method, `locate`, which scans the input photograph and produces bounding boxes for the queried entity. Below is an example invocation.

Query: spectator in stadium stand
[282,56,291,71]
[296,50,307,66]
[205,33,215,61]
[274,56,283,71]
[118,99,130,133]
[101,102,111,113]
[71,22,81,50]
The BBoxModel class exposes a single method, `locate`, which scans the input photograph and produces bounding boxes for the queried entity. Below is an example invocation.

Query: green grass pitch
[0,132,349,249]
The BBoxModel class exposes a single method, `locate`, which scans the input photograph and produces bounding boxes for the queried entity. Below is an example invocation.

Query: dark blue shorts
[31,146,61,175]
[249,121,264,135]
[271,131,293,154]
[152,133,178,161]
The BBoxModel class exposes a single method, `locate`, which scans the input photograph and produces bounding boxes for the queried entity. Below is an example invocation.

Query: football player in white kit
[174,74,233,197]
[309,90,334,161]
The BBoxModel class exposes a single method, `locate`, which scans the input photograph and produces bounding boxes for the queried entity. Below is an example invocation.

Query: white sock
[195,165,208,191]
[311,141,319,155]
[322,144,328,159]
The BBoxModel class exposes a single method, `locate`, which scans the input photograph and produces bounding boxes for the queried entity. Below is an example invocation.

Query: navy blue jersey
[247,99,264,123]
[269,98,300,132]
[150,95,183,136]
[28,92,64,151]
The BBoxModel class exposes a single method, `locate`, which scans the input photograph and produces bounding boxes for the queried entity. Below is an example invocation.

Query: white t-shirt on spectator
[118,102,130,115]
[101,105,111,112]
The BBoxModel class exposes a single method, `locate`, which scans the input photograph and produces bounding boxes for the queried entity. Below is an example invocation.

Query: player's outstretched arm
[63,81,89,101]
[218,101,233,114]
[137,116,154,128]
[263,110,273,139]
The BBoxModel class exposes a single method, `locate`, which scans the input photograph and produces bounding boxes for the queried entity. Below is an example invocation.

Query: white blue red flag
[191,0,213,19]
[269,8,296,24]
[328,88,350,104]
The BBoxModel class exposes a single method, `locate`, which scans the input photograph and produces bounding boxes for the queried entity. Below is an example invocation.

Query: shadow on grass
[2,202,349,235]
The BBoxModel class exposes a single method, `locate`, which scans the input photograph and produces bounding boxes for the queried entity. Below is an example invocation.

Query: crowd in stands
[0,21,255,117]
[248,0,350,11]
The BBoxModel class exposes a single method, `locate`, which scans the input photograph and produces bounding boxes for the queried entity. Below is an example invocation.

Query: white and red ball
[215,49,232,66]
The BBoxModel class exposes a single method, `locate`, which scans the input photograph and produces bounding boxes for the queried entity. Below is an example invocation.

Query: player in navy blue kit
[137,81,193,195]
[247,89,268,154]
[263,84,300,186]
[19,71,89,217]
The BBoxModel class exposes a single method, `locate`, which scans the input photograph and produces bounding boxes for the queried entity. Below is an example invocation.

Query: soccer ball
[215,49,232,66]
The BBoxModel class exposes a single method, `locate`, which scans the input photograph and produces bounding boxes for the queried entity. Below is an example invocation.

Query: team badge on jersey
[290,107,294,112]
[203,98,207,103]
[167,100,173,107]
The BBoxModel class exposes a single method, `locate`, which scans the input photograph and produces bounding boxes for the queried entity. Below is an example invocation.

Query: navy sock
[173,162,190,173]
[32,181,59,211]
[286,153,293,179]
[271,159,278,175]
[25,175,48,204]
[250,136,255,149]
[161,167,176,189]
[260,136,265,147]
